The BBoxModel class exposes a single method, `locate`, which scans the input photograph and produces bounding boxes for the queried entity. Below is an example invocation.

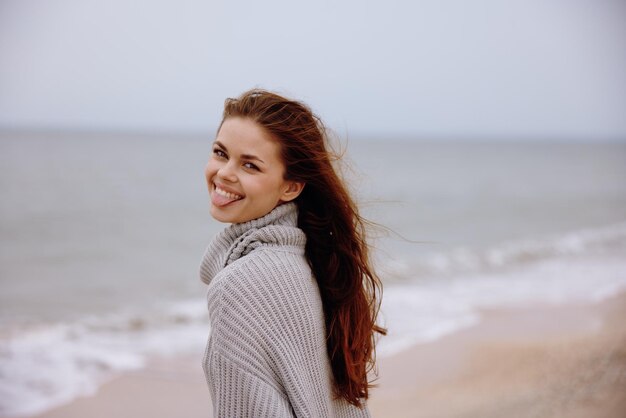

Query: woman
[200,89,385,417]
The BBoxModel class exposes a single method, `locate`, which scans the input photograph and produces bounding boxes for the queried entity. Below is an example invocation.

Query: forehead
[216,117,281,158]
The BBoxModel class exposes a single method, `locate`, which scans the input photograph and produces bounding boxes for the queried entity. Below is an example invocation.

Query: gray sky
[1,0,625,139]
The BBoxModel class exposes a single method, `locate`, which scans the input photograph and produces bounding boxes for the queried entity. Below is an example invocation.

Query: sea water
[1,132,625,416]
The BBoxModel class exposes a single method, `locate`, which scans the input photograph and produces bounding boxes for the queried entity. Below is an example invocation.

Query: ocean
[1,131,625,417]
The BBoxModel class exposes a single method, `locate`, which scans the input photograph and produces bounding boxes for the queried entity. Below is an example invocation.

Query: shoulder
[223,245,311,293]
[211,245,322,332]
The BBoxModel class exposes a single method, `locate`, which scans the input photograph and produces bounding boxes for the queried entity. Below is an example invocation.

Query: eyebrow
[214,140,266,164]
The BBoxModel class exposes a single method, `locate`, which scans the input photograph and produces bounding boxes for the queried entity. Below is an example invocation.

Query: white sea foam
[384,221,626,280]
[377,251,626,357]
[0,300,208,417]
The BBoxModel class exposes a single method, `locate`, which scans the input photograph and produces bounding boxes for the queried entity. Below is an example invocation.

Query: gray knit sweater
[200,202,371,418]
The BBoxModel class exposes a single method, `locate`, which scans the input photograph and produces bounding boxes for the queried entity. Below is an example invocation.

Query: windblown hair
[220,89,386,406]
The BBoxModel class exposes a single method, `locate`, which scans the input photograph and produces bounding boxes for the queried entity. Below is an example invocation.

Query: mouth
[211,183,244,207]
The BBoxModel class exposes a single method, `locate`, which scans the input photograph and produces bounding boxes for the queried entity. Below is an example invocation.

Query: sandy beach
[34,292,626,418]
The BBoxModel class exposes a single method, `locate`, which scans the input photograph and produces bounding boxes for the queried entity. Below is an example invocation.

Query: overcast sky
[1,0,625,140]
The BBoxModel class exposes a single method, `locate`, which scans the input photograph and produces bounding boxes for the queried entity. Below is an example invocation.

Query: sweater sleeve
[204,248,332,417]
[204,248,371,418]
[208,350,295,417]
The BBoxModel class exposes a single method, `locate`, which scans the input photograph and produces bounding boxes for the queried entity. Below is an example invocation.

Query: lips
[211,183,244,207]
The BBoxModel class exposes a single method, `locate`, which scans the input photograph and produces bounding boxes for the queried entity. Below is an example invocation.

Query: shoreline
[33,292,626,418]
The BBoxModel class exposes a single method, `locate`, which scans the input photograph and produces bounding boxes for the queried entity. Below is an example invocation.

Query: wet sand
[368,293,626,418]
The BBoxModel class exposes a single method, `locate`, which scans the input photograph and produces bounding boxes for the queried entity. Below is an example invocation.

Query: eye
[213,148,227,159]
[243,162,260,171]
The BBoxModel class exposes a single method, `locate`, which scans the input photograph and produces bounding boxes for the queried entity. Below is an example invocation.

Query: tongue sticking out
[211,189,242,207]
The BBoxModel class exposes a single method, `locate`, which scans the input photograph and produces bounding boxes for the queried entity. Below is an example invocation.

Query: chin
[210,201,281,224]
[210,206,237,224]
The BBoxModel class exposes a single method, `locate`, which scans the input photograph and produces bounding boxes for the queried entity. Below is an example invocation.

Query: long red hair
[220,89,386,406]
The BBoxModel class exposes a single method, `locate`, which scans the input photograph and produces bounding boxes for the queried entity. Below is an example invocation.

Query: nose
[216,160,237,183]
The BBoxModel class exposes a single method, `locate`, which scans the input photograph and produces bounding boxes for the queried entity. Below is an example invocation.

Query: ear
[280,181,305,202]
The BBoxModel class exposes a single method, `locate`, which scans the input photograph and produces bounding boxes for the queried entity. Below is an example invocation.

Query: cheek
[204,165,216,190]
[204,160,216,179]
[252,177,286,200]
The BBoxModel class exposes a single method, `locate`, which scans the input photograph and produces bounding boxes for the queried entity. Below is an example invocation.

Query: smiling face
[204,117,304,224]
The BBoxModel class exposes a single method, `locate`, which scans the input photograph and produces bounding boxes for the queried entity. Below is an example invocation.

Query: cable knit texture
[200,202,371,418]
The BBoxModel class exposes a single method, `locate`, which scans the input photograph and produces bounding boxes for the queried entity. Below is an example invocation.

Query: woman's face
[205,117,303,224]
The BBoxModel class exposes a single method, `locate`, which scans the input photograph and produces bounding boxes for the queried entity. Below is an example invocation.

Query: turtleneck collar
[199,202,305,285]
